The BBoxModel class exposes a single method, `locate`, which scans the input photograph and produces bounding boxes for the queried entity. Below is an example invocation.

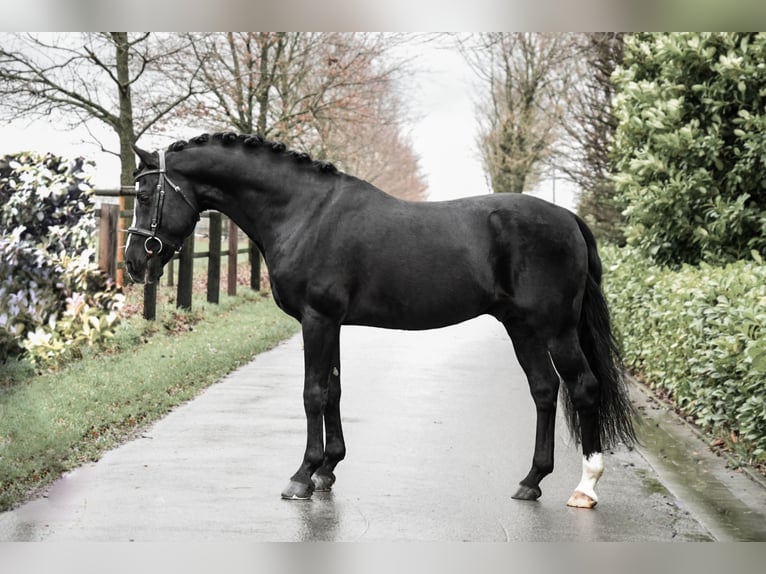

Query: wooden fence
[95,189,261,320]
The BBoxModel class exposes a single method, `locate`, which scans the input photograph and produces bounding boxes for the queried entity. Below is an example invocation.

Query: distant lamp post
[551,166,556,205]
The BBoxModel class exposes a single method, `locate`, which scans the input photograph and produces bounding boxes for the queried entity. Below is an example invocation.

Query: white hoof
[567,490,598,508]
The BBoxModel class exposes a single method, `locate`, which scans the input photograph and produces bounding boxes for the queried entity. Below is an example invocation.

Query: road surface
[1,315,764,541]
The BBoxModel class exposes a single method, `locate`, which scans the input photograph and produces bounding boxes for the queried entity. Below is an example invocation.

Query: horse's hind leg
[506,324,560,501]
[548,330,604,509]
[311,339,346,491]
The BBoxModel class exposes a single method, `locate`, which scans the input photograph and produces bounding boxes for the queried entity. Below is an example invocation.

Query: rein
[128,149,199,256]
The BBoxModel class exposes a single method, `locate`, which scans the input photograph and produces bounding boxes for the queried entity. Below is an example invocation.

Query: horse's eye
[136,189,151,205]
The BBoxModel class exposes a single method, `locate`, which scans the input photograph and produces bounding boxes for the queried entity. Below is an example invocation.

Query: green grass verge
[0,291,299,512]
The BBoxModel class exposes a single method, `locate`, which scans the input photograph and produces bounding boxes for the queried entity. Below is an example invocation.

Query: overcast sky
[0,38,576,210]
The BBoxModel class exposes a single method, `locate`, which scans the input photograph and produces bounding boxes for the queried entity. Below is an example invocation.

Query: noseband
[128,149,199,256]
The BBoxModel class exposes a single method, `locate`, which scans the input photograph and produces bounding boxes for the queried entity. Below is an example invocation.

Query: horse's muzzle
[125,255,165,285]
[124,259,145,284]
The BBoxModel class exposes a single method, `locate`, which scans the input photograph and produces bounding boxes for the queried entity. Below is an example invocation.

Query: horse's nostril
[125,260,140,282]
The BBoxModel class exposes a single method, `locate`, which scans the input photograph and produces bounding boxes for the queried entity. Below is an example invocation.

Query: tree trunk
[113,32,138,285]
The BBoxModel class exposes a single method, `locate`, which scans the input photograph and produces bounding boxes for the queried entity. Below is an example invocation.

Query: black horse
[125,132,636,508]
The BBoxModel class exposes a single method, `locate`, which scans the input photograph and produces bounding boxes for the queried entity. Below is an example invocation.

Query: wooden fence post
[98,204,119,281]
[250,242,261,292]
[228,219,238,296]
[167,256,175,287]
[207,213,222,304]
[177,234,195,310]
[95,192,265,318]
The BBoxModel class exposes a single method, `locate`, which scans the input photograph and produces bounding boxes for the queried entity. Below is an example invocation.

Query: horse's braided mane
[166,132,340,175]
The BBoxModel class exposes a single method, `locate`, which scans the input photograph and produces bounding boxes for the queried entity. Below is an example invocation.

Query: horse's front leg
[281,311,339,500]
[311,338,346,491]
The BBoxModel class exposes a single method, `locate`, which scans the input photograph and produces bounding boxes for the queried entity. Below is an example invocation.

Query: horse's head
[124,145,200,284]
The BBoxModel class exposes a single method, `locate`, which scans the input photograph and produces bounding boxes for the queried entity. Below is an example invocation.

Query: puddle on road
[635,468,672,497]
[637,396,766,541]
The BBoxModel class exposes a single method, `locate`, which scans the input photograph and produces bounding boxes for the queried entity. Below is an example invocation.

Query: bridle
[128,149,199,256]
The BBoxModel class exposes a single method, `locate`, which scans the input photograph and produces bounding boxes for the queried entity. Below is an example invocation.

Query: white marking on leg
[573,452,604,502]
[546,351,563,382]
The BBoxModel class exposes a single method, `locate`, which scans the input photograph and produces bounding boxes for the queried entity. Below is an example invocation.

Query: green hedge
[0,153,123,366]
[603,245,766,464]
[611,33,766,267]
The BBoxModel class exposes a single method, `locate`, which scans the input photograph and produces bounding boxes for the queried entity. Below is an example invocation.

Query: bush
[0,153,95,253]
[603,244,766,464]
[0,229,65,361]
[611,33,766,266]
[21,249,123,366]
[0,152,124,367]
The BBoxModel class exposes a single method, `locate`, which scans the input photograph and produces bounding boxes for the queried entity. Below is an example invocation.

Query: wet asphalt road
[0,315,759,541]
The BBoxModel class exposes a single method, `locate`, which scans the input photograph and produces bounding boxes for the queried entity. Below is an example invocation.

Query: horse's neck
[200,163,334,261]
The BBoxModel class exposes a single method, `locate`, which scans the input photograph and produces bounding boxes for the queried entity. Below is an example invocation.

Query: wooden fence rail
[95,190,261,320]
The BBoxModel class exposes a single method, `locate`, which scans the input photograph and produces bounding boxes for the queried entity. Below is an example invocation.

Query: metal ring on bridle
[144,236,164,255]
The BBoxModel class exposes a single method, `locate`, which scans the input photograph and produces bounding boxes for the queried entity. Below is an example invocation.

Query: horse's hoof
[281,480,314,500]
[311,471,336,492]
[512,484,542,501]
[566,490,598,509]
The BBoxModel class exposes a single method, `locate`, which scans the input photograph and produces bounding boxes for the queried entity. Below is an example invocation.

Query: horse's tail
[560,216,638,450]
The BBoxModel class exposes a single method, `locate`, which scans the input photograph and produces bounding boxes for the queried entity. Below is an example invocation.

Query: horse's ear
[132,144,157,168]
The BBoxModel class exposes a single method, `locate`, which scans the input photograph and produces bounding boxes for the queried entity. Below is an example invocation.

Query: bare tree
[369,131,428,202]
[319,88,427,201]
[181,32,427,200]
[182,32,286,136]
[560,33,626,243]
[0,32,204,282]
[459,33,579,194]
[0,33,202,186]
[304,35,427,199]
